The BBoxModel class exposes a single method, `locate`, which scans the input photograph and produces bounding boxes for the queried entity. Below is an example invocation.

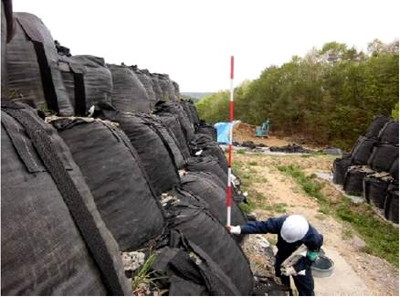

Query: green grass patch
[239,200,255,214]
[236,149,246,154]
[277,165,326,202]
[249,161,258,166]
[277,164,399,267]
[263,203,288,213]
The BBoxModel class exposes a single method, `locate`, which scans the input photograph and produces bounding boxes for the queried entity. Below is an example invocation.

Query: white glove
[227,225,241,234]
[281,266,297,276]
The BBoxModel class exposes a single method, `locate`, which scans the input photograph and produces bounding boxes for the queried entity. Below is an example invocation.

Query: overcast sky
[12,0,399,92]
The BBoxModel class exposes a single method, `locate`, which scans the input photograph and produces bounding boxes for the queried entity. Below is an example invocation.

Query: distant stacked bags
[333,116,399,224]
[1,3,254,295]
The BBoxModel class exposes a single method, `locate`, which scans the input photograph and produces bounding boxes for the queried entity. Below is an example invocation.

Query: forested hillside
[196,40,399,150]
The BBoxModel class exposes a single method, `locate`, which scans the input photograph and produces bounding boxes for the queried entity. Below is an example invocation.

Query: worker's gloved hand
[225,225,241,234]
[281,266,297,276]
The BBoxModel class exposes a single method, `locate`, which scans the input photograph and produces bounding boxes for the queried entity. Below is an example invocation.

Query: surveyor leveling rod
[226,55,234,226]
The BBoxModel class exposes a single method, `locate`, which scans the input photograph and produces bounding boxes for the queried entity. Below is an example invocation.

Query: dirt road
[233,150,398,296]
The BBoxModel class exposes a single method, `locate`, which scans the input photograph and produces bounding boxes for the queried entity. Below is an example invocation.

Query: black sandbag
[184,160,246,204]
[51,117,165,251]
[108,64,151,113]
[172,81,180,99]
[157,74,177,101]
[351,136,377,165]
[180,100,196,126]
[136,113,186,169]
[116,112,180,195]
[164,196,254,295]
[1,103,130,295]
[343,166,374,196]
[158,114,191,160]
[71,55,114,113]
[6,13,73,115]
[364,115,391,138]
[186,155,228,187]
[378,120,399,144]
[153,230,242,296]
[367,143,399,173]
[332,156,352,185]
[155,101,195,142]
[179,172,247,228]
[187,100,201,126]
[363,174,392,208]
[131,67,157,107]
[197,123,218,141]
[384,184,399,224]
[389,157,398,181]
[150,73,163,102]
[189,133,229,172]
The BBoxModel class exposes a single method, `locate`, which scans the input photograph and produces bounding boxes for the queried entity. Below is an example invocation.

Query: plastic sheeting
[214,121,241,144]
[1,103,130,295]
[51,118,166,251]
[6,13,73,115]
[108,64,151,113]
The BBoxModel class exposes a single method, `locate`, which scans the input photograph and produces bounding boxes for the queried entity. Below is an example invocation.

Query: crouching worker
[227,214,323,296]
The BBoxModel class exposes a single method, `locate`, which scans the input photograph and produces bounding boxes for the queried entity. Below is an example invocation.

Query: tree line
[196,40,399,150]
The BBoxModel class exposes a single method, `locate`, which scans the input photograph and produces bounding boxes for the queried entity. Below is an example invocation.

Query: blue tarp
[214,121,241,144]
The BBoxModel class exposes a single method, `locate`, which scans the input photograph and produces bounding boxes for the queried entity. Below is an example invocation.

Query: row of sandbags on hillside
[1,2,256,295]
[4,10,179,118]
[333,115,399,224]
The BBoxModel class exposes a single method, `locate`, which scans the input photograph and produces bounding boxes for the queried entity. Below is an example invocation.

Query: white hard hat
[280,215,309,243]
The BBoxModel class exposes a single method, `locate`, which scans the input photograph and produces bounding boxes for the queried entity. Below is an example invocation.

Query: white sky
[12,0,399,92]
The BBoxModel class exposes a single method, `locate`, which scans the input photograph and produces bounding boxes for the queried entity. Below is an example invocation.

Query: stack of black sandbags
[332,115,399,223]
[50,117,166,252]
[2,4,259,294]
[1,103,131,295]
[158,191,254,295]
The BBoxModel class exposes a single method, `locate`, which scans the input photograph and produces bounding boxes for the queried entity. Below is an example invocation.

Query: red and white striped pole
[226,55,234,226]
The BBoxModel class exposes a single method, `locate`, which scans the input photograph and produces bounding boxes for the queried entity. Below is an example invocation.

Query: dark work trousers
[275,255,315,296]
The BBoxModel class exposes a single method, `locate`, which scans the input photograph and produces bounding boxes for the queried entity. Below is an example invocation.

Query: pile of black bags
[1,2,257,295]
[333,115,399,224]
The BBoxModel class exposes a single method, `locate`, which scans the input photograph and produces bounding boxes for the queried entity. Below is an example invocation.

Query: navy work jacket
[240,215,323,271]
